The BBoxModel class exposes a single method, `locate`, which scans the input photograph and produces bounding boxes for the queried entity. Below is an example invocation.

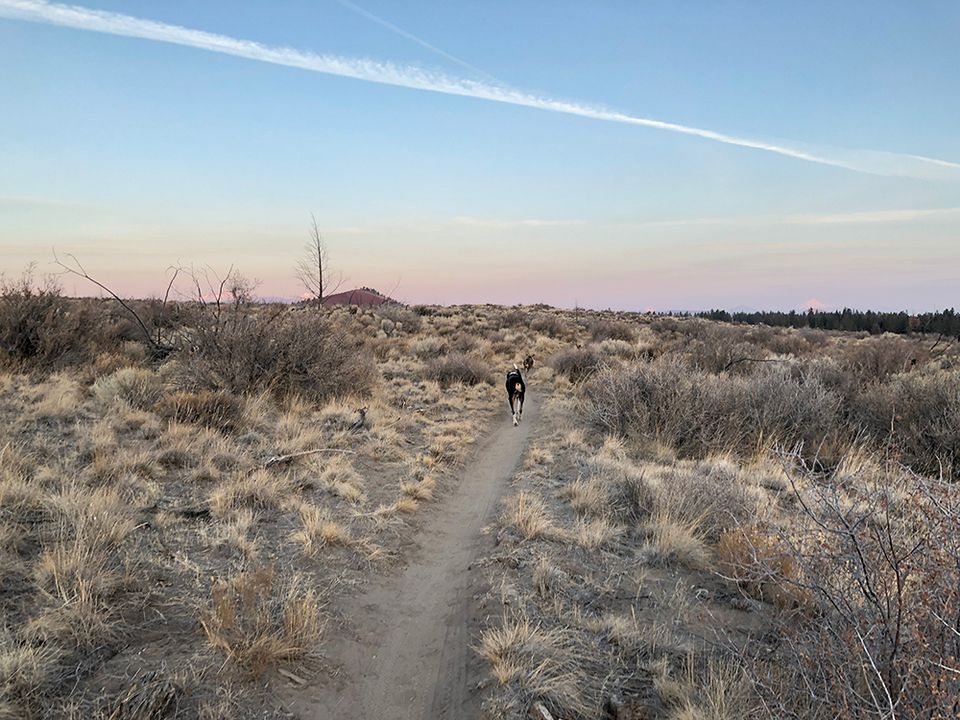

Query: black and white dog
[505,364,526,426]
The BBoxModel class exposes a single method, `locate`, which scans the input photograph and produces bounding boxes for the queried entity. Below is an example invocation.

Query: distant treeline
[695,308,960,336]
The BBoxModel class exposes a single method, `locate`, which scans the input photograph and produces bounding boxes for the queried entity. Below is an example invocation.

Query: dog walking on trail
[505,364,526,426]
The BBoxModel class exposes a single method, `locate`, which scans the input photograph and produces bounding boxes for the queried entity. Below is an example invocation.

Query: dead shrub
[200,565,324,674]
[589,319,637,343]
[741,468,960,718]
[174,306,375,403]
[428,353,490,387]
[841,335,925,382]
[854,367,960,478]
[409,336,447,360]
[549,347,602,382]
[155,390,245,432]
[0,270,109,372]
[583,360,841,461]
[374,303,421,334]
[716,524,810,609]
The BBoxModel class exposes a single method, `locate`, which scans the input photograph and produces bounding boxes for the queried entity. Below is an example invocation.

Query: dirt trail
[283,396,538,719]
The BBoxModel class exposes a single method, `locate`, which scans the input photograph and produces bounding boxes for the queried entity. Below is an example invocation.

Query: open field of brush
[2,272,959,719]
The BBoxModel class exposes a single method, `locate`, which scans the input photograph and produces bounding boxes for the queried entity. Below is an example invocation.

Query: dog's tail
[513,363,519,370]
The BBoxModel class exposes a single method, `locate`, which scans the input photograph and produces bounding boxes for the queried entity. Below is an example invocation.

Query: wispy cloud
[630,206,960,228]
[451,216,584,228]
[0,194,93,209]
[1,0,958,179]
[332,0,497,82]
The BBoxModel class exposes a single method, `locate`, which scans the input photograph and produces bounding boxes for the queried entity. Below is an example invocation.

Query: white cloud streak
[1,0,958,179]
[332,0,497,82]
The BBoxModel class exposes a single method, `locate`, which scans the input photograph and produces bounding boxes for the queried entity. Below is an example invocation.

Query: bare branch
[52,249,167,354]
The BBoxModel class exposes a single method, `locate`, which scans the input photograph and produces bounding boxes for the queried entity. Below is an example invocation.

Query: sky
[1,1,958,311]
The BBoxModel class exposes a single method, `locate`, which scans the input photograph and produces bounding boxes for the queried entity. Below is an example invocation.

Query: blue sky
[1,1,958,310]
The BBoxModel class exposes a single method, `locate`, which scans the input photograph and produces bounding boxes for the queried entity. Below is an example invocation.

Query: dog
[522,354,535,371]
[506,364,526,426]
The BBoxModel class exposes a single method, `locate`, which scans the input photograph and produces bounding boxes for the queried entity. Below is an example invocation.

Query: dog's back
[506,365,525,395]
[506,364,526,425]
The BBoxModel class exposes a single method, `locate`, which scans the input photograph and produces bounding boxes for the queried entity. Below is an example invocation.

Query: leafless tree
[296,214,340,305]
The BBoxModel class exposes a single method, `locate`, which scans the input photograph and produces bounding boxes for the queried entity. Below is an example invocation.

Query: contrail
[1,0,956,178]
[332,0,498,82]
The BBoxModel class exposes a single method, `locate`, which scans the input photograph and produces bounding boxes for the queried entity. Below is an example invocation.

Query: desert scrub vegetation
[199,565,325,674]
[548,346,602,382]
[428,351,492,387]
[582,359,842,461]
[479,318,960,720]
[173,304,375,403]
[721,460,960,718]
[0,284,527,716]
[0,270,137,373]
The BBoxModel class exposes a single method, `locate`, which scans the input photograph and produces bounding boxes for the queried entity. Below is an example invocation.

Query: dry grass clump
[400,475,436,501]
[290,504,352,555]
[653,658,750,720]
[199,565,324,674]
[29,374,84,423]
[504,492,561,542]
[570,518,620,550]
[715,524,809,610]
[155,389,245,432]
[317,456,366,503]
[642,512,708,569]
[477,614,596,719]
[211,509,259,560]
[524,447,554,468]
[209,470,293,518]
[27,485,138,648]
[548,347,602,382]
[92,366,163,409]
[575,455,656,524]
[654,461,757,543]
[427,352,491,387]
[0,627,62,719]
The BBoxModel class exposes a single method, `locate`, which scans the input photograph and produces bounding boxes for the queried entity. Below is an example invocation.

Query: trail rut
[283,396,537,719]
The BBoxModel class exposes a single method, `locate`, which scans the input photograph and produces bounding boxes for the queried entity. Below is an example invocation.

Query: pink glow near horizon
[5,208,959,312]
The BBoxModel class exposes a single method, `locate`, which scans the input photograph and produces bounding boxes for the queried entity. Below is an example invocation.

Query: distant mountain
[321,288,395,307]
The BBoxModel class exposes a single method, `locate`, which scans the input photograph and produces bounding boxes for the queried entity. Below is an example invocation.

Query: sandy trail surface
[283,396,537,719]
